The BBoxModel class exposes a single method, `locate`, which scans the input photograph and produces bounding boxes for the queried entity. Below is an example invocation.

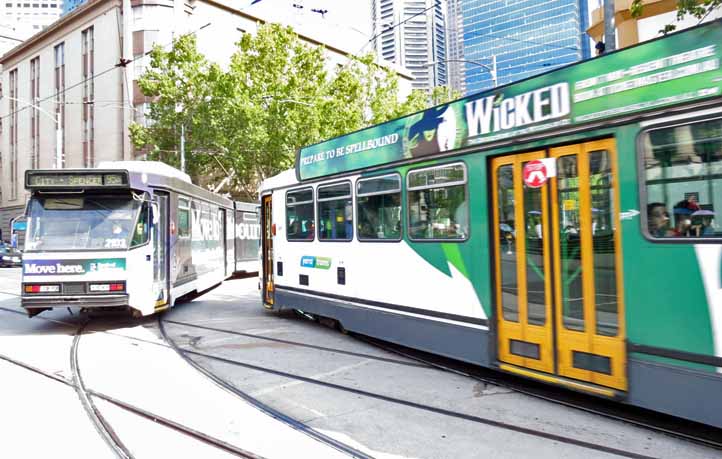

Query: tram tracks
[353,335,722,451]
[71,321,133,459]
[160,319,660,459]
[1,299,718,457]
[158,318,375,459]
[0,309,264,459]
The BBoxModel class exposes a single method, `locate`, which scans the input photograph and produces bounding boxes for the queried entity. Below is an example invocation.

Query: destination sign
[26,173,127,188]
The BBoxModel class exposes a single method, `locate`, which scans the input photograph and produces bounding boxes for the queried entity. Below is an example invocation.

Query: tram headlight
[24,284,60,293]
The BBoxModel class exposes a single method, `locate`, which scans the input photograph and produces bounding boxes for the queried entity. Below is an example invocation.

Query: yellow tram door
[492,151,554,374]
[492,139,627,393]
[549,140,626,391]
[261,194,274,307]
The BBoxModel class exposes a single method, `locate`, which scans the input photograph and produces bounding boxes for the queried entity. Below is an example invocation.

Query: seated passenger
[647,202,672,237]
[673,201,695,236]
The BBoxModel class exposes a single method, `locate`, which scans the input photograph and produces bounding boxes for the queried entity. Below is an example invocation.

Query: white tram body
[21,162,258,317]
[258,170,487,364]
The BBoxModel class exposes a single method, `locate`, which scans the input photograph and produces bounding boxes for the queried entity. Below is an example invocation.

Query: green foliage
[631,0,722,33]
[132,24,448,198]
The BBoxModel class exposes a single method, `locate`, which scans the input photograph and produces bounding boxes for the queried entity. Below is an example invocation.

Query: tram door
[261,194,274,307]
[492,139,627,391]
[152,193,169,310]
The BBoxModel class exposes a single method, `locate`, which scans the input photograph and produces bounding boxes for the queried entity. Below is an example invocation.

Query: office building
[62,0,86,16]
[0,0,412,237]
[455,0,590,95]
[0,0,64,55]
[372,0,447,90]
[587,0,722,48]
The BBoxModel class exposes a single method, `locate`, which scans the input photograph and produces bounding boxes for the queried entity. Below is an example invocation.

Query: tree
[131,24,454,198]
[631,0,722,34]
[131,34,223,184]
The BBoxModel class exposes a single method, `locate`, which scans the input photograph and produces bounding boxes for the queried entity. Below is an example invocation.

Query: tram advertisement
[298,22,722,180]
[23,258,126,276]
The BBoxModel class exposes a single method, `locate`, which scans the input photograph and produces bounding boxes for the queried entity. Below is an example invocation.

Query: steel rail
[160,319,657,459]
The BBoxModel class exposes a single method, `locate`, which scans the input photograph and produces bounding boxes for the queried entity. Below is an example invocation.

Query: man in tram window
[647,202,673,237]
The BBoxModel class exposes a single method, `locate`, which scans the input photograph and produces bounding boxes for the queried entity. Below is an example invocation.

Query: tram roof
[26,161,234,208]
[295,18,722,182]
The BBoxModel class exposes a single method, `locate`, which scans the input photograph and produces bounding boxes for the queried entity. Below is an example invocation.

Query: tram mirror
[151,203,160,225]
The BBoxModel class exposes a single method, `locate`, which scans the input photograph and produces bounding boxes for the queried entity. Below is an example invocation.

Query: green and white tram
[260,20,722,427]
[21,161,256,317]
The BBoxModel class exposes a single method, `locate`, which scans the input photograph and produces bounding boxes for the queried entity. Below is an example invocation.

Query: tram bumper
[21,294,130,316]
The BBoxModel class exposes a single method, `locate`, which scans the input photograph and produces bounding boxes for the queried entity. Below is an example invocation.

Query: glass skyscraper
[451,0,590,95]
[372,0,448,91]
[62,0,87,16]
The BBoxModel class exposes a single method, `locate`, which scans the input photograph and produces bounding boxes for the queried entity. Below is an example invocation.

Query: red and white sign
[523,160,548,188]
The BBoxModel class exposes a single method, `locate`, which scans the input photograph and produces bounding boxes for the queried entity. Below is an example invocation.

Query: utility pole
[603,0,616,52]
[180,124,186,173]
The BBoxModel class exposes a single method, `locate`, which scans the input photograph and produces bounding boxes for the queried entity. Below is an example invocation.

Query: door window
[556,155,585,332]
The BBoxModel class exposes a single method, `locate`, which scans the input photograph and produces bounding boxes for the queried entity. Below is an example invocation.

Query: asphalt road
[0,268,718,458]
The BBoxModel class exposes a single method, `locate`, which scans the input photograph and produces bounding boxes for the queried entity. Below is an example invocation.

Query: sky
[243,0,373,53]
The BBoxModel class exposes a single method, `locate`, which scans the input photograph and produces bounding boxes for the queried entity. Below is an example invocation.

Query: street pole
[55,128,63,169]
[603,0,616,52]
[180,123,186,173]
[490,55,498,88]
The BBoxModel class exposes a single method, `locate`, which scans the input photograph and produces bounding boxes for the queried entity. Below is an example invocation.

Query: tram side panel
[169,194,228,300]
[234,205,261,274]
[268,171,491,367]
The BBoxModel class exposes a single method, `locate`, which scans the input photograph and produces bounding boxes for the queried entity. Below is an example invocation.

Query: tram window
[407,163,468,240]
[178,198,190,238]
[642,118,722,240]
[357,174,401,241]
[287,188,314,241]
[131,202,150,247]
[317,182,353,241]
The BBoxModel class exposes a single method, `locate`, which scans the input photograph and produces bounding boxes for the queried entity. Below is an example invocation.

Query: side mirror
[151,203,160,225]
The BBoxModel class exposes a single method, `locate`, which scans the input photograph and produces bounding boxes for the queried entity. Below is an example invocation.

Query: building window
[30,56,40,169]
[9,69,18,200]
[82,27,94,167]
[54,42,65,167]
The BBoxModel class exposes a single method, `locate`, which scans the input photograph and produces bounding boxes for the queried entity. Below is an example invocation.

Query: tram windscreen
[25,196,141,251]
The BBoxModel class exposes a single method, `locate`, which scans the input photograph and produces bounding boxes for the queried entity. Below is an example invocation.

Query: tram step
[498,363,623,399]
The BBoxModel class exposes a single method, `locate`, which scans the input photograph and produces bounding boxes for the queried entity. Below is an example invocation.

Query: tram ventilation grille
[277,261,283,276]
[337,267,345,285]
[299,274,309,286]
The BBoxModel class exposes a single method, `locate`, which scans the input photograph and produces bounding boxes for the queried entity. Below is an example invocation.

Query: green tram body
[260,20,722,428]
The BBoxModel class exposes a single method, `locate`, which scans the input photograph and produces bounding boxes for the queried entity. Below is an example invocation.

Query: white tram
[21,162,259,317]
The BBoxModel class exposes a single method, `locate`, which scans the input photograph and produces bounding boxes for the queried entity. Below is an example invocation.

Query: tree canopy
[131,23,455,199]
[631,0,722,34]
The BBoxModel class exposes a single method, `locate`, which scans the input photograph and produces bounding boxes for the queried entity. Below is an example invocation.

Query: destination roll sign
[26,171,128,188]
[297,21,722,181]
